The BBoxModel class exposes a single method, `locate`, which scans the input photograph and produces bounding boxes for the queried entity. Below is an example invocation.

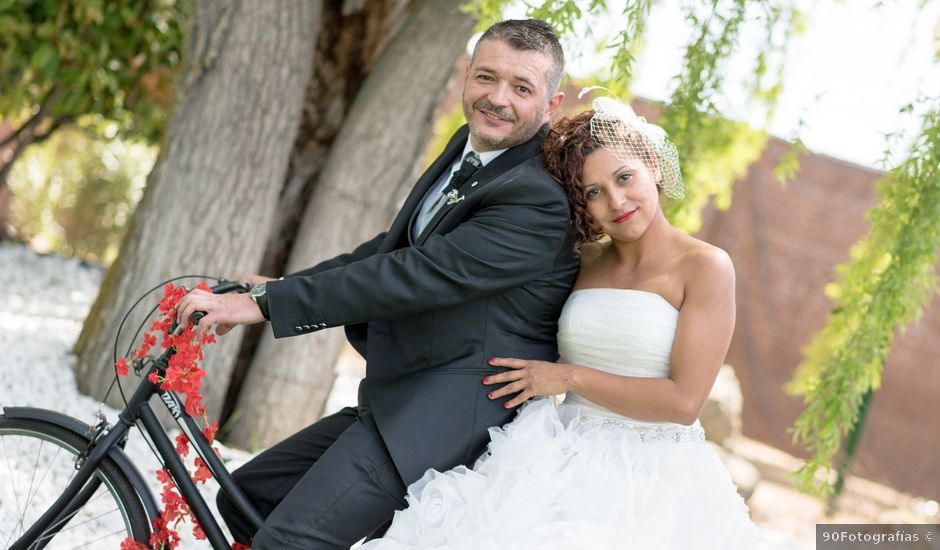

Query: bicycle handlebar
[168,279,251,334]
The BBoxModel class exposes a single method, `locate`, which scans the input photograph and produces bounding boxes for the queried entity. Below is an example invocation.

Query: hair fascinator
[578,87,684,199]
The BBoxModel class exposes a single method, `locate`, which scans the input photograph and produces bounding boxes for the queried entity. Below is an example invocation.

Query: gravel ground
[0,242,810,549]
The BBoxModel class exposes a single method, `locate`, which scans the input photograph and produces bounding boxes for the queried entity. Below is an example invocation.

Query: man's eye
[516,86,530,94]
[478,74,493,81]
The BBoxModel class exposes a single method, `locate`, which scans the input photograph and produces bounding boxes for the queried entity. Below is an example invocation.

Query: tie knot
[462,151,482,170]
[449,151,482,189]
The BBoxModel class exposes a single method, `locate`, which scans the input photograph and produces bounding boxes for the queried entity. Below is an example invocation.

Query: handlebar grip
[190,311,207,326]
[210,280,251,294]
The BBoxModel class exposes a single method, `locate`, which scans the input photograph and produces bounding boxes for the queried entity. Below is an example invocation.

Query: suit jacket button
[294,325,303,333]
[303,324,312,331]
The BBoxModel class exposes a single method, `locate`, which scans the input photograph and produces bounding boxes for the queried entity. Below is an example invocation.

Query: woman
[362,95,759,549]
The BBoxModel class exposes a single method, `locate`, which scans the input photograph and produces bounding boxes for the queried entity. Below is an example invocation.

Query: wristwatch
[249,282,270,321]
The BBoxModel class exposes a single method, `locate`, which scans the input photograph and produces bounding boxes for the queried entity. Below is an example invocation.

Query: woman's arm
[485,247,735,425]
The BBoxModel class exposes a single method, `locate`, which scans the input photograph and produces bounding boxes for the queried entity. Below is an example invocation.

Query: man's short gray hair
[475,19,565,94]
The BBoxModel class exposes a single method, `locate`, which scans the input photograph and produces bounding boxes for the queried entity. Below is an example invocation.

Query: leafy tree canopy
[0,0,188,146]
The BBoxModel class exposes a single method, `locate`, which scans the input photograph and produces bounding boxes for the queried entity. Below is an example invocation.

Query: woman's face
[580,147,661,243]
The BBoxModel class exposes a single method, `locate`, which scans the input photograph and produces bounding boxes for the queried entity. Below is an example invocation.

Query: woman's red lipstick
[613,208,638,223]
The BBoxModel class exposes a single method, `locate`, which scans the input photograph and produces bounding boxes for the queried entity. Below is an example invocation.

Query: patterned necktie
[415,151,482,236]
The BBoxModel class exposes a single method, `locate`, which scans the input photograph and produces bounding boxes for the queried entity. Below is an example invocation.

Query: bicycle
[1,278,265,549]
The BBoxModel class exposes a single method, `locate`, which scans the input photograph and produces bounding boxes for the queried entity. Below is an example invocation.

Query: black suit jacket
[266,124,579,484]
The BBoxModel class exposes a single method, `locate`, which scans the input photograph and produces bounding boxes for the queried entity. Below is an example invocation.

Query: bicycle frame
[11,344,265,550]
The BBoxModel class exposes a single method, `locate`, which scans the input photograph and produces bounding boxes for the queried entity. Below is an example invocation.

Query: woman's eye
[585,188,600,199]
[618,173,632,183]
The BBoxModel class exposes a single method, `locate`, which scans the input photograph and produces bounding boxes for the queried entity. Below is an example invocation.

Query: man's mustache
[473,100,516,123]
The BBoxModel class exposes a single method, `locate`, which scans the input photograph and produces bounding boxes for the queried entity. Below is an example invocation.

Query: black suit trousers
[217,407,407,549]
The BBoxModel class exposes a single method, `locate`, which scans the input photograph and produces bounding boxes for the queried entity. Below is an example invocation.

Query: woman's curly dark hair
[541,111,604,254]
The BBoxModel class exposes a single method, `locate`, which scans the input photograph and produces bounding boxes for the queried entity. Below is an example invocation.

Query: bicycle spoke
[56,505,121,533]
[64,526,127,550]
[19,439,44,529]
[1,434,25,544]
[23,444,65,522]
[27,483,124,548]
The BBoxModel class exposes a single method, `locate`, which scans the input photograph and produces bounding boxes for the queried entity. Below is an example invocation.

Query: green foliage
[463,0,649,86]
[8,124,155,264]
[747,3,804,122]
[773,134,806,185]
[787,102,940,497]
[664,116,767,233]
[658,0,774,232]
[0,0,188,143]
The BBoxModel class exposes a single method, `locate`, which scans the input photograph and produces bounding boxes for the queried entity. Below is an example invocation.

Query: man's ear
[543,91,565,123]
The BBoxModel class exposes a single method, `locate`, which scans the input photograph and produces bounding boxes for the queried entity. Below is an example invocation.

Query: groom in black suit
[178,19,578,549]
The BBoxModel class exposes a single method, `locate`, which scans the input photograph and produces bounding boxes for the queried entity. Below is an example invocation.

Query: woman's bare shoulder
[676,236,734,289]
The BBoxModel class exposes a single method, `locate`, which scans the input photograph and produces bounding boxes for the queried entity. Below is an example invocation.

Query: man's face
[461,39,564,152]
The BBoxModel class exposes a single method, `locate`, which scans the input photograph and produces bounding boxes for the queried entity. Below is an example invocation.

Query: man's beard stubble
[465,98,546,150]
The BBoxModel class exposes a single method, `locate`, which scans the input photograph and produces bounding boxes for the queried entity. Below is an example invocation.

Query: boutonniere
[445,188,465,205]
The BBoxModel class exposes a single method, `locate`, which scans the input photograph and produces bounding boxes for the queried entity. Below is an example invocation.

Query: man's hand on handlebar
[176,286,265,336]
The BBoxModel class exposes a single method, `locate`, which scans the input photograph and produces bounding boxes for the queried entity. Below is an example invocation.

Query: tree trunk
[225,0,474,449]
[218,0,414,434]
[73,0,320,417]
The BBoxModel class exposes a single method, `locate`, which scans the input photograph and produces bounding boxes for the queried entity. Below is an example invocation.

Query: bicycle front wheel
[0,416,151,549]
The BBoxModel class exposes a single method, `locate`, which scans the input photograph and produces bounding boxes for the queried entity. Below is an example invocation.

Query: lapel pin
[446,189,465,205]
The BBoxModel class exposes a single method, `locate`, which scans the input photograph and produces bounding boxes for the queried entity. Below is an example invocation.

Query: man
[177,19,578,549]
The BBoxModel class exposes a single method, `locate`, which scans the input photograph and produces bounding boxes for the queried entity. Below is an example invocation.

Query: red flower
[115,357,129,377]
[120,538,149,550]
[203,420,219,444]
[156,468,172,484]
[175,433,190,457]
[231,542,252,550]
[133,283,226,548]
[193,457,213,484]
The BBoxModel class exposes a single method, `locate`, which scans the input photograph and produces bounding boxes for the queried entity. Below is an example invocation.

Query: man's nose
[487,82,511,106]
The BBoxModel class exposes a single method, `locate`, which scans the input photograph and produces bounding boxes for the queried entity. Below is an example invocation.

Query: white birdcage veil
[579,87,684,199]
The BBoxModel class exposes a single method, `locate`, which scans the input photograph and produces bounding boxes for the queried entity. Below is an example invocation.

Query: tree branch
[0,85,63,149]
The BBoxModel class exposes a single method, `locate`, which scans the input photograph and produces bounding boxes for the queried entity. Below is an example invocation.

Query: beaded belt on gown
[573,416,706,443]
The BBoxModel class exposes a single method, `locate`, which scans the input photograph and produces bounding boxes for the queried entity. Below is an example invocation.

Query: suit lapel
[415,124,548,245]
[382,125,469,250]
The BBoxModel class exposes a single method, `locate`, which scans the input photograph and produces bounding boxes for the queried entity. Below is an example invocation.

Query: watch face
[250,283,265,298]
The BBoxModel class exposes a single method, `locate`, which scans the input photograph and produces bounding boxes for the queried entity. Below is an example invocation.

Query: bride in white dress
[362,96,759,549]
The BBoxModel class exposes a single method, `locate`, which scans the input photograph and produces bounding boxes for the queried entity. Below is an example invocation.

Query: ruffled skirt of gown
[361,399,759,550]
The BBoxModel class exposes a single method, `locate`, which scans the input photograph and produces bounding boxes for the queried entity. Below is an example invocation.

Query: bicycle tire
[0,416,151,549]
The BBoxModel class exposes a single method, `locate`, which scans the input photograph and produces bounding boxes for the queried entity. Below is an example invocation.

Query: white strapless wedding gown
[362,289,759,549]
